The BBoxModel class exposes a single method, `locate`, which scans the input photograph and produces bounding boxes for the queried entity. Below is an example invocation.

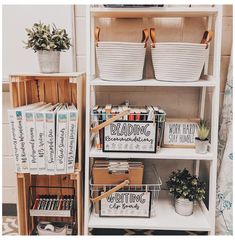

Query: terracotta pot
[175,197,194,216]
[195,138,209,154]
[38,50,60,73]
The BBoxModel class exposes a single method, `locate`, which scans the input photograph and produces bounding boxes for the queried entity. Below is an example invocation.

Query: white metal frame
[84,5,222,235]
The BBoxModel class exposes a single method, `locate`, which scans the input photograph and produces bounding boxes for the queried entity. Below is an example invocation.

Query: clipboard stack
[91,160,144,214]
[92,160,144,185]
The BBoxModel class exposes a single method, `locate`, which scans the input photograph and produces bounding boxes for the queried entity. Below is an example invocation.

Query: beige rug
[2,216,18,235]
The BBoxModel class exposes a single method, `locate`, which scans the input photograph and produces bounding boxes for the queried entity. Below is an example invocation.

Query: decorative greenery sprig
[24,22,71,52]
[197,120,210,141]
[166,168,206,202]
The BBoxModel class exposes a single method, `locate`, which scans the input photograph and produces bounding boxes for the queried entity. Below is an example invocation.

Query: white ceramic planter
[38,50,60,73]
[195,138,209,154]
[175,198,194,216]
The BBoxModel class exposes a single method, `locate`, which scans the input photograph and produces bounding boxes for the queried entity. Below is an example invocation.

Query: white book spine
[45,112,56,175]
[67,109,78,173]
[8,110,21,173]
[25,112,37,174]
[15,110,28,173]
[35,112,47,175]
[56,111,68,174]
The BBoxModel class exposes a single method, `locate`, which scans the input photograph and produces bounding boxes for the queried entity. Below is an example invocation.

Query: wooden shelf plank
[10,72,84,78]
[88,190,211,231]
[91,6,218,18]
[90,78,216,87]
[89,146,214,160]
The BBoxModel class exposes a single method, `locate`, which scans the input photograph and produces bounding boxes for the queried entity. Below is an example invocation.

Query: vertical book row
[8,102,78,175]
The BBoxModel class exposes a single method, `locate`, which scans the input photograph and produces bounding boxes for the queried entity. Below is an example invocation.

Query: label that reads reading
[103,121,156,153]
[164,120,199,147]
[100,191,151,218]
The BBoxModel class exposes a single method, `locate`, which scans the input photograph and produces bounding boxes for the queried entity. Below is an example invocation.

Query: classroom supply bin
[90,164,162,218]
[91,105,166,153]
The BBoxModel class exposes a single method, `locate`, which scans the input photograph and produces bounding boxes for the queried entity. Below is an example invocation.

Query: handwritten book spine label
[56,112,68,174]
[67,111,78,173]
[8,111,21,173]
[25,112,37,174]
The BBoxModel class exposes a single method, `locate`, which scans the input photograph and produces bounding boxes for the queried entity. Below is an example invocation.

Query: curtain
[215,48,233,235]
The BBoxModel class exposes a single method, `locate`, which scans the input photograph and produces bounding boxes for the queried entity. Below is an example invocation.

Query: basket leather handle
[95,27,101,47]
[150,27,156,48]
[90,180,130,203]
[91,109,130,134]
[200,30,213,49]
[141,28,149,48]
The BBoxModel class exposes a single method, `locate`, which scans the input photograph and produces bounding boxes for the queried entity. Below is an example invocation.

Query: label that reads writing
[164,121,198,147]
[100,191,151,218]
[103,121,156,153]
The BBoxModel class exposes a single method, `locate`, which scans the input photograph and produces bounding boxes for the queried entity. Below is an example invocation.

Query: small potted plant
[195,120,210,154]
[24,22,71,73]
[166,168,206,216]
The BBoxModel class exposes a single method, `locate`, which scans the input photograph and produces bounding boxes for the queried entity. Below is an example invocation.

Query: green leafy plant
[197,120,210,141]
[166,168,206,202]
[24,22,71,52]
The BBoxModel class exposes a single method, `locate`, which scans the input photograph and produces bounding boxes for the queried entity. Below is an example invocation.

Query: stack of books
[8,102,78,175]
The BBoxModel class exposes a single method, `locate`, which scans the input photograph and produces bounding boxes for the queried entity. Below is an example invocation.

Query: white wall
[2,5,74,82]
[2,5,74,203]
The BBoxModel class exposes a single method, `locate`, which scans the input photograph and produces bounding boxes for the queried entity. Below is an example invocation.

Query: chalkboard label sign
[163,118,199,148]
[99,191,151,218]
[103,121,157,153]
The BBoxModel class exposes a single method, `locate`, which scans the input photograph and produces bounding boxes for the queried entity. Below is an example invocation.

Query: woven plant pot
[38,50,60,73]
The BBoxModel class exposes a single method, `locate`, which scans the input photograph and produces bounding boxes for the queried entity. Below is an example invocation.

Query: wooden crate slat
[30,79,40,103]
[16,176,27,235]
[57,78,69,103]
[44,78,59,104]
[38,79,45,102]
[71,83,77,106]
[24,81,29,105]
[48,175,62,195]
[9,82,19,107]
[17,81,24,106]
[23,174,31,234]
[68,82,73,105]
[34,175,49,195]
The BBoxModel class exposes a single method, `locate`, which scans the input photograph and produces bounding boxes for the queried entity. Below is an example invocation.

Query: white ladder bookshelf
[84,5,222,235]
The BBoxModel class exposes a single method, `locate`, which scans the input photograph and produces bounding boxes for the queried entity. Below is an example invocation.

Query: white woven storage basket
[95,27,148,82]
[150,28,213,82]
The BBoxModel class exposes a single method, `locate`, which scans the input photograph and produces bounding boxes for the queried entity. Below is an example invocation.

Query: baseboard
[2,203,17,216]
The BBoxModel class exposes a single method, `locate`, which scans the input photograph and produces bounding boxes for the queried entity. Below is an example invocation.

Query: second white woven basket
[150,28,212,82]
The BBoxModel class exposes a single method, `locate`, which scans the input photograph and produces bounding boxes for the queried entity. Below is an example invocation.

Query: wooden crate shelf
[9,73,86,172]
[16,172,83,235]
[9,73,85,235]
